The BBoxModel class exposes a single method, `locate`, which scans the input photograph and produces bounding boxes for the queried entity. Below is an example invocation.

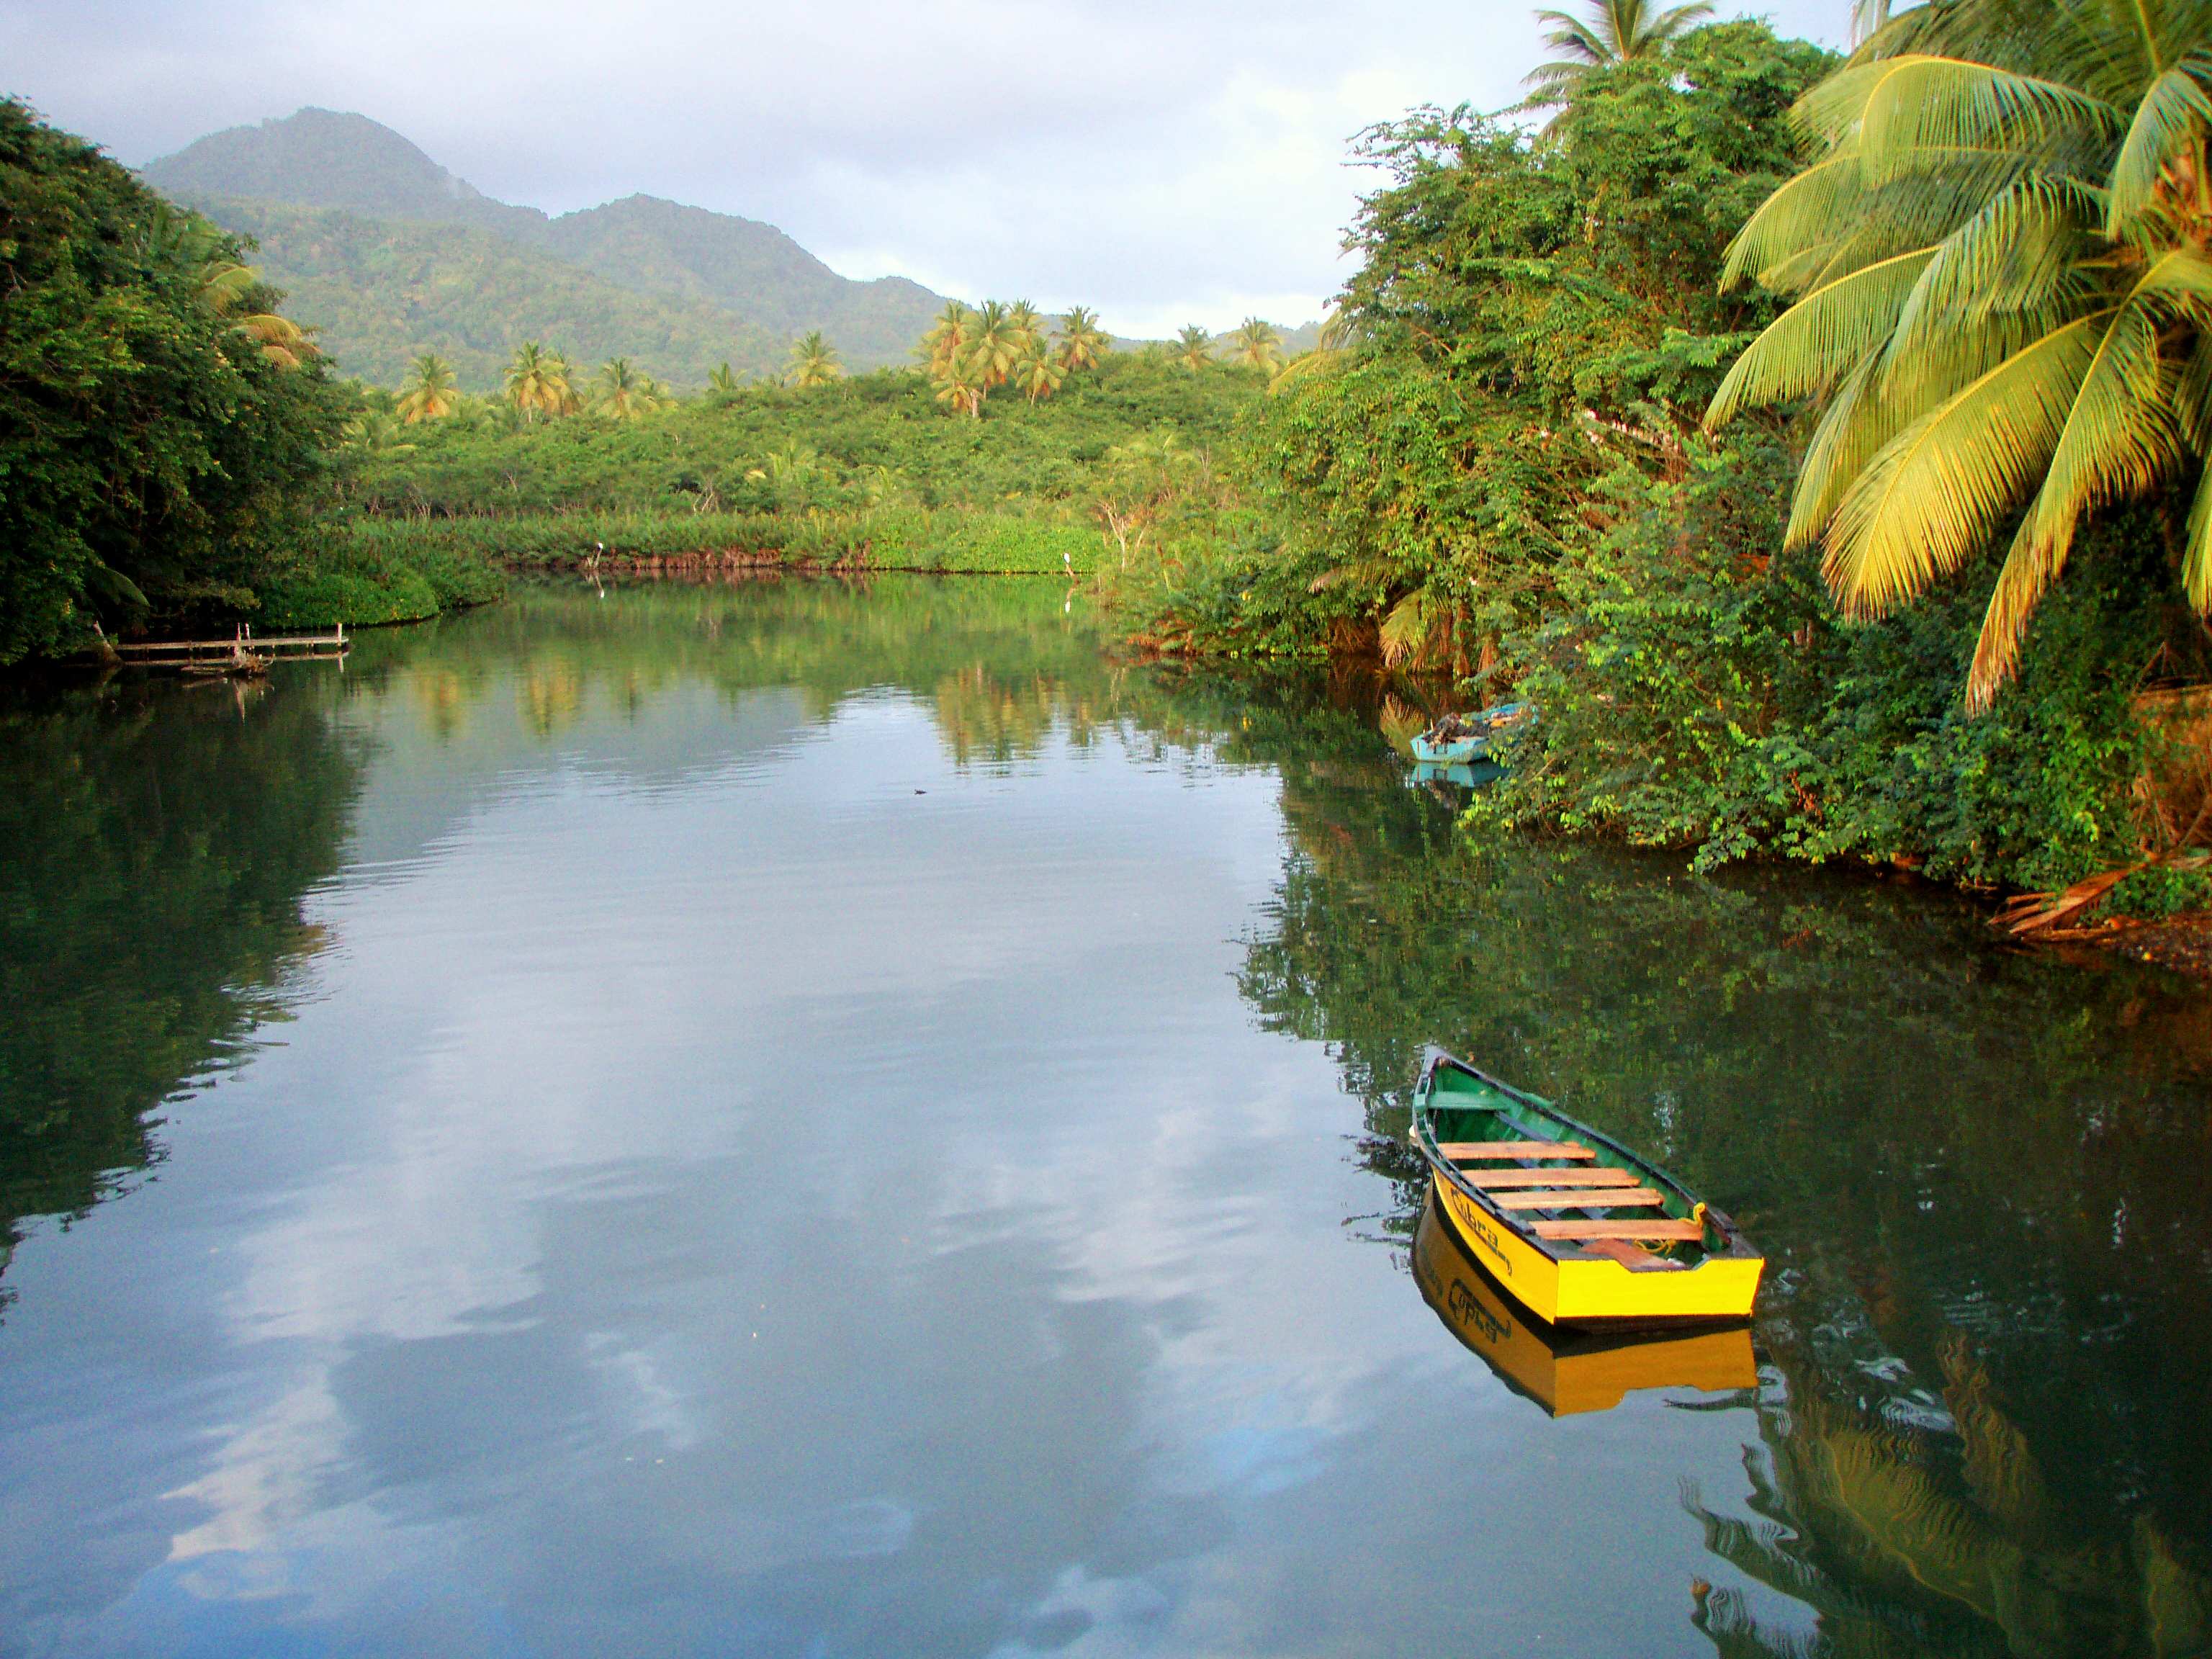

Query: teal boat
[1411,701,1533,765]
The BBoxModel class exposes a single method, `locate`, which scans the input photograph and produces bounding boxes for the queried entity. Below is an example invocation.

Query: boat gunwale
[1410,1046,1759,1270]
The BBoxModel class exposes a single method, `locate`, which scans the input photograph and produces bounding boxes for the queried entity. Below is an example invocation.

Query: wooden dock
[109,625,349,673]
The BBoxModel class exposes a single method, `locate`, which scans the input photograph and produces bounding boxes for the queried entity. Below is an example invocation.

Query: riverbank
[240,503,1102,630]
[2041,913,2212,980]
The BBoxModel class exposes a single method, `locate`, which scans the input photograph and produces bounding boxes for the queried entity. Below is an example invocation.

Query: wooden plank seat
[1530,1218,1705,1243]
[1488,1187,1666,1211]
[1580,1237,1681,1270]
[1463,1166,1642,1190]
[1437,1141,1595,1161]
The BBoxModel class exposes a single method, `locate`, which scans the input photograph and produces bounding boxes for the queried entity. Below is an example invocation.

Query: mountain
[140,109,949,385]
[539,194,943,359]
[197,198,788,390]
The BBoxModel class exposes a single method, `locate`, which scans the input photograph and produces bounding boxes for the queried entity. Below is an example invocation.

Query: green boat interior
[1422,1066,1717,1270]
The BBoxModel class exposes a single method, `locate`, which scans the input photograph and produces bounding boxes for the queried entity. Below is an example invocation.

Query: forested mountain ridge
[193,197,791,390]
[140,108,949,382]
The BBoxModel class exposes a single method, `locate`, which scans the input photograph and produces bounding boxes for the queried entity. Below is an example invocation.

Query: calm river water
[3,577,2209,1658]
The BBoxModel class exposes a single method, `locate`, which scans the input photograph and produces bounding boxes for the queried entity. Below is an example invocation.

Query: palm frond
[1707,248,1936,426]
[2105,55,2212,235]
[1824,310,2110,614]
[1532,9,1609,66]
[2026,253,2206,556]
[1879,174,2097,385]
[1721,151,1868,290]
[1967,279,2198,703]
[1798,55,2122,166]
[2183,449,2212,611]
[1789,353,1893,548]
[1967,513,2060,708]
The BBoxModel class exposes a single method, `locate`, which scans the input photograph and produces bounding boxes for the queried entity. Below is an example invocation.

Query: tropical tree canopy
[397,353,461,423]
[1173,325,1216,371]
[0,99,345,662]
[1524,0,1718,104]
[1706,0,2212,707]
[788,330,844,388]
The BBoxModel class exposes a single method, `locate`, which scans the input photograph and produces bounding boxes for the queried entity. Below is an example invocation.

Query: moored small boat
[1410,701,1533,765]
[1411,1048,1763,1328]
[1412,1189,1756,1415]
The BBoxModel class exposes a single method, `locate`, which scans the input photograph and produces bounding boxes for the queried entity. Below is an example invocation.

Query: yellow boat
[1412,1048,1763,1328]
[1412,1189,1757,1415]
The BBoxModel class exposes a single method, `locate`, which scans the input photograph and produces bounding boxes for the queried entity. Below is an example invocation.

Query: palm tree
[595,357,657,418]
[505,341,574,421]
[918,300,974,379]
[1228,317,1283,371]
[1011,342,1067,404]
[934,371,986,418]
[1523,0,1717,107]
[143,204,318,369]
[788,331,843,388]
[960,302,1021,390]
[706,362,741,401]
[1173,324,1216,371]
[395,353,459,422]
[1705,0,2212,709]
[1007,300,1046,355]
[1269,305,1359,393]
[1056,305,1110,372]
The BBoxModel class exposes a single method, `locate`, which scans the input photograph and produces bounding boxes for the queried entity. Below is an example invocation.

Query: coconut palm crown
[505,341,574,421]
[1056,306,1110,371]
[1523,0,1717,106]
[1228,317,1283,370]
[396,353,459,423]
[788,331,844,388]
[1173,324,1216,371]
[1704,0,2212,709]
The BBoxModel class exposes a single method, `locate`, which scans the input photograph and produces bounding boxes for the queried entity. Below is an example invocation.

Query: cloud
[3,0,1851,333]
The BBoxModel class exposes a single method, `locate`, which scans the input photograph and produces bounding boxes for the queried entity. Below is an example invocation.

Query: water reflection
[0,575,2206,1658]
[1228,676,2212,1655]
[0,677,363,1305]
[1412,1190,1755,1417]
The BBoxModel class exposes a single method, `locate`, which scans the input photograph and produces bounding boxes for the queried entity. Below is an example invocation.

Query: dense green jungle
[5,576,2208,1655]
[6,0,2212,919]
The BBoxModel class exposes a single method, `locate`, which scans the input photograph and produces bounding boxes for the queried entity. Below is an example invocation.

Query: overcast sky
[5,0,1850,336]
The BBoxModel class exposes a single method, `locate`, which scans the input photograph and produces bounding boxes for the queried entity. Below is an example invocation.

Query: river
[2,576,2207,1658]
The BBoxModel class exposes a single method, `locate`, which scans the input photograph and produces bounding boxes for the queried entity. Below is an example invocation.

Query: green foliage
[1706,0,2212,706]
[1112,24,1829,673]
[337,505,1094,575]
[1468,436,2164,890]
[339,354,1261,549]
[0,99,349,663]
[256,535,505,627]
[1107,14,2208,905]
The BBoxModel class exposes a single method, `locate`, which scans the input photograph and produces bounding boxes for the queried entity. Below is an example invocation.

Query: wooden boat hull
[1413,1190,1756,1415]
[1413,1048,1763,1329]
